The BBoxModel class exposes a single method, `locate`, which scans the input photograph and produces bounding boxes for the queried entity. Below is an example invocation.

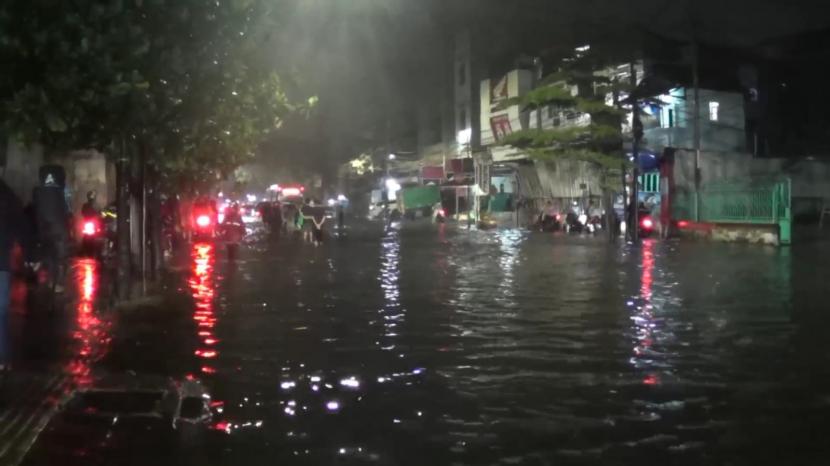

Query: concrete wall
[512,159,603,199]
[673,149,830,199]
[672,149,830,218]
[645,88,746,153]
[1,139,44,202]
[67,150,112,211]
[535,159,604,199]
[1,139,112,209]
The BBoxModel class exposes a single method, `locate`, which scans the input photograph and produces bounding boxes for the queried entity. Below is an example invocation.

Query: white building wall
[479,69,533,150]
[646,88,746,153]
[453,30,472,145]
[1,140,44,202]
[1,139,112,208]
[673,150,830,199]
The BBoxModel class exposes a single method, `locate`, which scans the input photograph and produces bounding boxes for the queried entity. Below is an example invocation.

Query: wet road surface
[22,222,830,465]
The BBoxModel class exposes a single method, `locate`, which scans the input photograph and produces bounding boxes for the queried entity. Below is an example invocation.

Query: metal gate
[672,178,792,244]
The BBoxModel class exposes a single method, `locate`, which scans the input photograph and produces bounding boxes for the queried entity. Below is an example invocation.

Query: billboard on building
[490,74,508,108]
[421,165,444,181]
[490,114,513,142]
[448,158,474,175]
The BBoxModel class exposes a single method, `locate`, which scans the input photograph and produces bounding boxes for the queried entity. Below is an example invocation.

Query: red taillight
[677,220,689,228]
[196,215,211,228]
[640,217,654,229]
[82,221,97,236]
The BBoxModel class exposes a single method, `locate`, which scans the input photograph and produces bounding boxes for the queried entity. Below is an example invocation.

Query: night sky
[261,0,830,175]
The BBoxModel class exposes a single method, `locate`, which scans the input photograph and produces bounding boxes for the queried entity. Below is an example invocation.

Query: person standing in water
[300,199,314,243]
[311,203,326,247]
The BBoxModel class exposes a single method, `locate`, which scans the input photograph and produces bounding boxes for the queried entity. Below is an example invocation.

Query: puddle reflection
[68,258,110,387]
[378,230,404,351]
[629,239,663,385]
[189,243,219,372]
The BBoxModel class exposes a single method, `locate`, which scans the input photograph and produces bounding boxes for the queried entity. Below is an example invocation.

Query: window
[458,106,467,129]
[662,108,674,128]
[708,101,719,121]
[552,114,561,127]
[457,63,466,86]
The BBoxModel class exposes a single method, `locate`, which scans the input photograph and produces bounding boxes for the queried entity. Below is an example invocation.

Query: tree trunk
[604,187,615,243]
[628,62,640,241]
[115,155,131,300]
[129,151,143,277]
[147,167,163,281]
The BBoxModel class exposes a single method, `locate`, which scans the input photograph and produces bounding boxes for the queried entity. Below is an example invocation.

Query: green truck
[397,185,441,218]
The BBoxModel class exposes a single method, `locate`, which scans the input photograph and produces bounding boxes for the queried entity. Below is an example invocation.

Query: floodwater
[24,222,830,465]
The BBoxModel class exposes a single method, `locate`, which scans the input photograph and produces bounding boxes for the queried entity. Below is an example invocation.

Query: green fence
[488,193,513,212]
[672,177,792,244]
[638,172,660,194]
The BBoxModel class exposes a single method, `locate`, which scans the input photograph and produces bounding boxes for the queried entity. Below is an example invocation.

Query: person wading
[311,203,326,247]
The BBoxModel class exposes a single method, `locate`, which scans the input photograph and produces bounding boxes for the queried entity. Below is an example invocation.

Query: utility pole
[691,40,702,221]
[613,77,625,242]
[115,135,131,300]
[629,62,642,241]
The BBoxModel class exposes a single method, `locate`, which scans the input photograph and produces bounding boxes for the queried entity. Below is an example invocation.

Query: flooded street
[24,224,830,465]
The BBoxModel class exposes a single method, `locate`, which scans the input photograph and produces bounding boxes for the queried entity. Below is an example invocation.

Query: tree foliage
[496,48,630,174]
[0,0,313,184]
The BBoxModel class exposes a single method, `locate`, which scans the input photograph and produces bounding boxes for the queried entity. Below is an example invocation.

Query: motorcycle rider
[431,202,444,223]
[78,190,104,257]
[223,202,244,226]
[81,190,99,218]
[221,203,246,257]
[539,200,560,231]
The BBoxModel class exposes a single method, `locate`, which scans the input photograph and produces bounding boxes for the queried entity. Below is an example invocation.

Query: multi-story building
[643,87,747,154]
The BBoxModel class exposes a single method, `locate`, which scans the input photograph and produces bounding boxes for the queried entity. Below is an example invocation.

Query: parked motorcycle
[539,213,562,232]
[585,215,603,234]
[563,212,584,234]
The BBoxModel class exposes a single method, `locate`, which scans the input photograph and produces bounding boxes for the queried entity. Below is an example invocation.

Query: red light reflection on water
[69,259,110,387]
[640,240,654,300]
[189,243,219,371]
[643,374,660,385]
[632,240,659,387]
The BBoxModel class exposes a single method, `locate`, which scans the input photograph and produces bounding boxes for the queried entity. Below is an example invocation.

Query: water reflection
[60,225,825,464]
[629,239,664,386]
[378,229,403,350]
[68,258,110,387]
[495,229,523,306]
[189,243,219,373]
